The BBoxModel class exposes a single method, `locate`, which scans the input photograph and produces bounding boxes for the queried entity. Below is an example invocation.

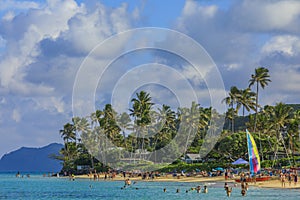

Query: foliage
[56,68,300,173]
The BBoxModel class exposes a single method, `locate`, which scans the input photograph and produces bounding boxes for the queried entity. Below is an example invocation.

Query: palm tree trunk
[255,81,264,161]
[90,154,95,169]
[258,131,264,161]
[231,103,234,133]
[232,117,234,133]
[122,130,127,149]
[254,82,259,132]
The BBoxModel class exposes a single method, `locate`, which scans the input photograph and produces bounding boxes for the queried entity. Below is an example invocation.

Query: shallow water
[0,173,299,199]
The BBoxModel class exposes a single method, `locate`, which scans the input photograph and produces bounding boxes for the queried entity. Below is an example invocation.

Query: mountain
[0,143,63,172]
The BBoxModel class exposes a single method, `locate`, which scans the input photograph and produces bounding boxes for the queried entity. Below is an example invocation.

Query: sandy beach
[255,179,300,189]
[75,173,229,183]
[73,174,300,189]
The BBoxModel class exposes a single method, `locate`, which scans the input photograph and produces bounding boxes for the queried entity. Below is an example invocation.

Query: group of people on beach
[280,171,298,187]
[87,170,117,181]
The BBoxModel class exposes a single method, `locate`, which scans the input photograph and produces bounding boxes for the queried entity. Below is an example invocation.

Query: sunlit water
[0,173,299,199]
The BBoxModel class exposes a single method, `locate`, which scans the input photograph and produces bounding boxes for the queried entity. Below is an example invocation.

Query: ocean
[0,172,299,199]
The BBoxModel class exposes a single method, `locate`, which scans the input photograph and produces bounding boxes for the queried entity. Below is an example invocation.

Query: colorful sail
[246,129,261,174]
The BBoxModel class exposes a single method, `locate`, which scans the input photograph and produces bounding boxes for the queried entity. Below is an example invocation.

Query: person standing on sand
[252,173,257,184]
[294,173,298,186]
[280,173,286,188]
[240,173,246,183]
[288,173,292,186]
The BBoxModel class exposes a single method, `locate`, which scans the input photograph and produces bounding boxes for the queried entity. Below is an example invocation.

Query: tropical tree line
[57,67,300,172]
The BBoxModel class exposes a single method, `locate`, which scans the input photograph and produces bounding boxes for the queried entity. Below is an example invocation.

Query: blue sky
[0,0,300,157]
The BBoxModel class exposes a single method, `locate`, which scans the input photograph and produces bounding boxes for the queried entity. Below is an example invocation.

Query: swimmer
[245,182,249,191]
[196,185,201,193]
[176,188,180,193]
[202,185,208,193]
[241,189,246,196]
[163,188,166,192]
[125,178,131,186]
[224,182,228,190]
[225,186,232,197]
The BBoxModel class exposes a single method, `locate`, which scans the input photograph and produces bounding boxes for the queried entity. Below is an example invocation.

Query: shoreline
[71,174,300,189]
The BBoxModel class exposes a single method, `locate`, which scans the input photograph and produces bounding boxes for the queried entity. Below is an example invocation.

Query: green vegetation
[57,67,300,173]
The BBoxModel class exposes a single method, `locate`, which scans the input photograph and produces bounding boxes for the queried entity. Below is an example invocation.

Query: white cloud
[231,0,300,33]
[0,0,84,95]
[0,0,138,157]
[182,0,217,18]
[12,109,21,122]
[261,35,300,56]
[175,0,300,109]
[33,97,66,113]
[0,0,40,11]
[2,11,15,21]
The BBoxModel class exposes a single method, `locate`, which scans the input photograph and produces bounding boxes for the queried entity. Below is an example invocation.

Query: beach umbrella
[232,158,248,165]
[214,167,224,171]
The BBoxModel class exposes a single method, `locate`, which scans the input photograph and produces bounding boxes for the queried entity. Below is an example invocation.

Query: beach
[74,173,300,189]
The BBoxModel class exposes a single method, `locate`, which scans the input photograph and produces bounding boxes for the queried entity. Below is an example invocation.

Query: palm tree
[177,102,201,157]
[59,123,77,170]
[288,110,300,165]
[117,112,131,149]
[265,103,293,166]
[237,88,256,116]
[249,67,271,132]
[100,104,122,146]
[129,91,154,159]
[60,123,76,143]
[154,105,176,148]
[222,86,240,133]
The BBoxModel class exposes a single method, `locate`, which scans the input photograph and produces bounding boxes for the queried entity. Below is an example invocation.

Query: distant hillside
[0,143,63,172]
[223,103,300,131]
[287,104,300,111]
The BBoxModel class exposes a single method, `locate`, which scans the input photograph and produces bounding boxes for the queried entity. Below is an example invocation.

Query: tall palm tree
[222,86,240,133]
[265,103,293,166]
[117,112,131,149]
[249,67,271,132]
[154,104,176,149]
[148,104,176,162]
[59,123,76,169]
[177,102,201,156]
[100,104,122,145]
[59,123,76,143]
[288,110,300,165]
[237,88,256,116]
[129,91,154,159]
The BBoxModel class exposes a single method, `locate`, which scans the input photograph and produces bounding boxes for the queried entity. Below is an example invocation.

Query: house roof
[186,153,201,160]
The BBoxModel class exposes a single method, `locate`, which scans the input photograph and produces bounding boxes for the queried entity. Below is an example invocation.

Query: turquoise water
[0,173,299,199]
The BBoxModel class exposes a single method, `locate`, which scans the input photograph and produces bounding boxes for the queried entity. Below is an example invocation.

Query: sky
[0,0,300,157]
